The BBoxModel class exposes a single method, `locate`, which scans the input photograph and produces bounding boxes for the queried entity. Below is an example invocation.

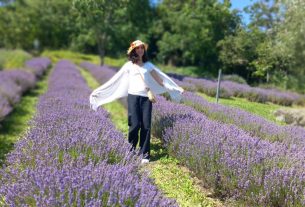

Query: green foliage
[222,74,247,84]
[71,0,127,62]
[244,0,282,30]
[156,64,216,78]
[217,27,266,82]
[243,0,305,91]
[0,0,304,92]
[218,0,305,92]
[271,0,305,92]
[153,0,239,71]
[0,49,32,70]
[71,0,153,64]
[0,0,75,50]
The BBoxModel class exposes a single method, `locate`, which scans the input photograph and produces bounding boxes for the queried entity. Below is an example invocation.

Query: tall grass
[0,49,32,70]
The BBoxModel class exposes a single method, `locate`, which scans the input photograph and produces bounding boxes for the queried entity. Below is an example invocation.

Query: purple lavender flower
[25,57,51,77]
[152,96,305,206]
[0,60,176,207]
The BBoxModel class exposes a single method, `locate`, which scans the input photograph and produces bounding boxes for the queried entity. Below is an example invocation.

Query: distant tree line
[0,0,304,91]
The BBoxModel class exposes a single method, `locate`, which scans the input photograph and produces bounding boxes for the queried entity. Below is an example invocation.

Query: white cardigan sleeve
[89,62,130,111]
[144,62,184,103]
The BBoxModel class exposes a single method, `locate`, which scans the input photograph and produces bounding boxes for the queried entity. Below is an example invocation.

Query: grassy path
[0,69,51,165]
[80,67,224,207]
[198,92,284,124]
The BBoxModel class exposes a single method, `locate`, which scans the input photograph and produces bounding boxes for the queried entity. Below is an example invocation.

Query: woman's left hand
[178,87,184,93]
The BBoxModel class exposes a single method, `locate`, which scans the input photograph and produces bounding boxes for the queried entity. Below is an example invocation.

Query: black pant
[127,94,152,159]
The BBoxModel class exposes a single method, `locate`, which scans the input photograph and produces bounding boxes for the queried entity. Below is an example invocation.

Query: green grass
[80,67,223,206]
[198,92,285,124]
[0,49,32,70]
[42,50,101,65]
[79,67,100,89]
[147,157,224,207]
[42,50,126,68]
[0,68,51,165]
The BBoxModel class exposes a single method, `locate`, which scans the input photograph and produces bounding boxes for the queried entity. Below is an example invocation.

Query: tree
[244,0,282,31]
[0,0,75,50]
[72,0,130,65]
[152,0,239,71]
[272,0,305,91]
[246,0,305,90]
[217,27,266,82]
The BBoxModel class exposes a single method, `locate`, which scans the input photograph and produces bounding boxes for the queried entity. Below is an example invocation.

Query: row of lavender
[81,62,305,205]
[82,62,305,149]
[80,62,116,84]
[0,57,51,121]
[174,75,305,106]
[182,91,305,148]
[0,60,175,206]
[152,96,305,206]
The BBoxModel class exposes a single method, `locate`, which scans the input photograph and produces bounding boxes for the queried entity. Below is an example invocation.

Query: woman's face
[135,45,145,58]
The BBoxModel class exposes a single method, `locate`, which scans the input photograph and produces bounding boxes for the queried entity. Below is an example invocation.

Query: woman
[90,40,184,164]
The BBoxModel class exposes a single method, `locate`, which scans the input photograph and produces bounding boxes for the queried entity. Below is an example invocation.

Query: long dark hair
[128,48,149,63]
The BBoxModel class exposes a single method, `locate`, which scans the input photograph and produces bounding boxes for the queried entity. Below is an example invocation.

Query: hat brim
[127,43,148,55]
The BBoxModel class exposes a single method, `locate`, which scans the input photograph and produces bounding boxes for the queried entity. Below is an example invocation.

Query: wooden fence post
[216,69,222,103]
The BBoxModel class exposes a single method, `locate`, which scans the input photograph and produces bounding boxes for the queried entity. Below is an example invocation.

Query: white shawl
[89,61,183,111]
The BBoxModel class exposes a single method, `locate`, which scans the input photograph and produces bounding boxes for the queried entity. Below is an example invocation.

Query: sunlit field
[1,0,305,206]
[0,49,304,206]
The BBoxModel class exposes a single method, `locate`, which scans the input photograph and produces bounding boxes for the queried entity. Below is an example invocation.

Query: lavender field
[80,62,305,206]
[1,0,305,205]
[0,57,51,122]
[1,59,304,206]
[180,76,305,106]
[0,60,175,206]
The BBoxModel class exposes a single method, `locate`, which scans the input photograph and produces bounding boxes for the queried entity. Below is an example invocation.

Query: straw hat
[127,40,148,55]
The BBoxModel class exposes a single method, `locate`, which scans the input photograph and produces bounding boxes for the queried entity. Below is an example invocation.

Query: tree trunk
[96,33,107,66]
[266,71,270,83]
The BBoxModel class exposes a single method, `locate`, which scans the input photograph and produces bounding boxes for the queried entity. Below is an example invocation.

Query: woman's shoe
[141,158,150,164]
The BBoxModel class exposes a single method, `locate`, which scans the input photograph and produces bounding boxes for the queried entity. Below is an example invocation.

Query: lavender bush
[184,76,304,106]
[182,91,305,143]
[0,60,176,206]
[0,70,36,121]
[80,61,117,84]
[0,57,50,122]
[25,57,51,77]
[184,77,234,98]
[0,93,12,120]
[152,96,305,206]
[79,62,305,206]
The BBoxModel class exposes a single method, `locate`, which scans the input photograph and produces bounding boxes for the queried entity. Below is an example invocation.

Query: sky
[230,0,255,24]
[151,0,256,25]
